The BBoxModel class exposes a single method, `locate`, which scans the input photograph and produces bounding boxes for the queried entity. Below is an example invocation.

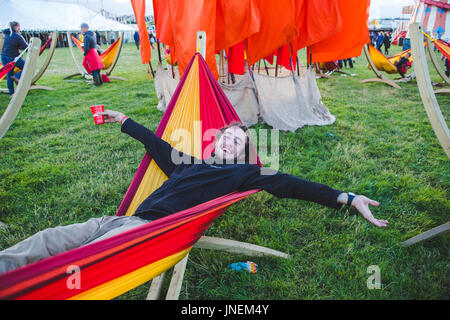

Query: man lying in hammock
[0,110,388,273]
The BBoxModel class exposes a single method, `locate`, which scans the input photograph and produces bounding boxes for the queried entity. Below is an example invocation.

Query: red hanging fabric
[227,41,245,74]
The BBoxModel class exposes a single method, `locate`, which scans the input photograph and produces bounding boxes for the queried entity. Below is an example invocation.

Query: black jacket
[121,119,344,221]
[83,31,97,56]
[1,29,28,58]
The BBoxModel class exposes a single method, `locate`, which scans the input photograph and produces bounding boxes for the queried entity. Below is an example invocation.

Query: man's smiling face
[214,126,247,163]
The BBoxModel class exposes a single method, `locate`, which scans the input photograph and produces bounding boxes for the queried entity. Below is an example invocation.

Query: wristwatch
[347,192,356,206]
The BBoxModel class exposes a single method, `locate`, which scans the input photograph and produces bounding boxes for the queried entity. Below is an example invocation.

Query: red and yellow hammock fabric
[70,36,121,70]
[0,53,261,300]
[366,44,414,74]
[434,39,450,60]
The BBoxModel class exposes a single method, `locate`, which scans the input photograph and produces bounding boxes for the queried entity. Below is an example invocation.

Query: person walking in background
[1,21,28,96]
[81,23,104,86]
[383,32,391,55]
[133,31,140,50]
[376,32,384,51]
[149,31,156,50]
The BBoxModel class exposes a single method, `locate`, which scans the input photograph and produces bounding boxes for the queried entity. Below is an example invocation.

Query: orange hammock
[0,53,262,300]
[70,36,121,70]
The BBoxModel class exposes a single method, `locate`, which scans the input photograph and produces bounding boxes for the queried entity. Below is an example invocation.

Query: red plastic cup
[90,105,104,125]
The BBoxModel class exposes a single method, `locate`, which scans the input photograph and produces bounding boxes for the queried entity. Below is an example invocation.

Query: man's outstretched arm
[239,166,388,228]
[97,110,178,177]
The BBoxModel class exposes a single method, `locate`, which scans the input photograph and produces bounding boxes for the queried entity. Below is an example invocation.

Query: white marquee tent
[0,0,136,31]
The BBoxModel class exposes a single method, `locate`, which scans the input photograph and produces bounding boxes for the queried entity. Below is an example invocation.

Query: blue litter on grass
[228,261,258,274]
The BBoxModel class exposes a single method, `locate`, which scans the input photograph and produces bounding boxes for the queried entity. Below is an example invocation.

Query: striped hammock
[71,36,121,70]
[0,53,261,300]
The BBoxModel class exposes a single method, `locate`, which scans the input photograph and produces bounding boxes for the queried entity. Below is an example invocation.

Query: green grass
[0,42,448,300]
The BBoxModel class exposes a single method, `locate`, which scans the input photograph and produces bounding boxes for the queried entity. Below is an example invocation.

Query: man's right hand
[97,110,126,123]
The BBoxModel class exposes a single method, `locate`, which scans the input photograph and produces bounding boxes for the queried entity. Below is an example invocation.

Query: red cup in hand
[90,105,105,125]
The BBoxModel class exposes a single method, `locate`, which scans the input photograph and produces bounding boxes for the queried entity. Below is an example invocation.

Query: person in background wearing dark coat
[1,21,28,96]
[376,32,384,51]
[133,31,140,50]
[383,32,391,55]
[81,23,103,86]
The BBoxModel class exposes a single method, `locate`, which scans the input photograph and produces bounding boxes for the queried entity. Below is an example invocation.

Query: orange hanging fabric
[291,0,342,53]
[245,0,298,66]
[165,0,218,78]
[310,0,370,63]
[215,0,260,51]
[153,0,174,47]
[131,0,151,64]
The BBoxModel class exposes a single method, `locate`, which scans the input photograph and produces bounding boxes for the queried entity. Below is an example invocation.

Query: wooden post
[263,60,269,76]
[409,22,450,158]
[146,236,289,300]
[403,222,450,247]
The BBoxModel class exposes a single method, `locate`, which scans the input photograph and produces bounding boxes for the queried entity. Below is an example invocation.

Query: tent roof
[0,0,137,32]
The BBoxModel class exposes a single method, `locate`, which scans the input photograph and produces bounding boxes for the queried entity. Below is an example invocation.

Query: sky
[47,0,417,19]
[369,0,417,19]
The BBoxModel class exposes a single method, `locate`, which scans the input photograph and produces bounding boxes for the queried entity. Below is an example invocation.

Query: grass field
[0,41,448,300]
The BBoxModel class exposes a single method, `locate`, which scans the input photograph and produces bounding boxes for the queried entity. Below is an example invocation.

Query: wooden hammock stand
[0,37,41,139]
[0,32,57,93]
[64,31,126,82]
[360,44,403,89]
[401,22,449,248]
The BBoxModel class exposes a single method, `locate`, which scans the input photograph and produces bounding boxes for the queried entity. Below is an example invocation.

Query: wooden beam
[32,32,57,86]
[426,38,450,85]
[403,222,450,247]
[435,88,450,94]
[0,37,41,139]
[194,236,290,259]
[146,272,166,300]
[147,236,290,300]
[165,253,190,300]
[410,22,450,158]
